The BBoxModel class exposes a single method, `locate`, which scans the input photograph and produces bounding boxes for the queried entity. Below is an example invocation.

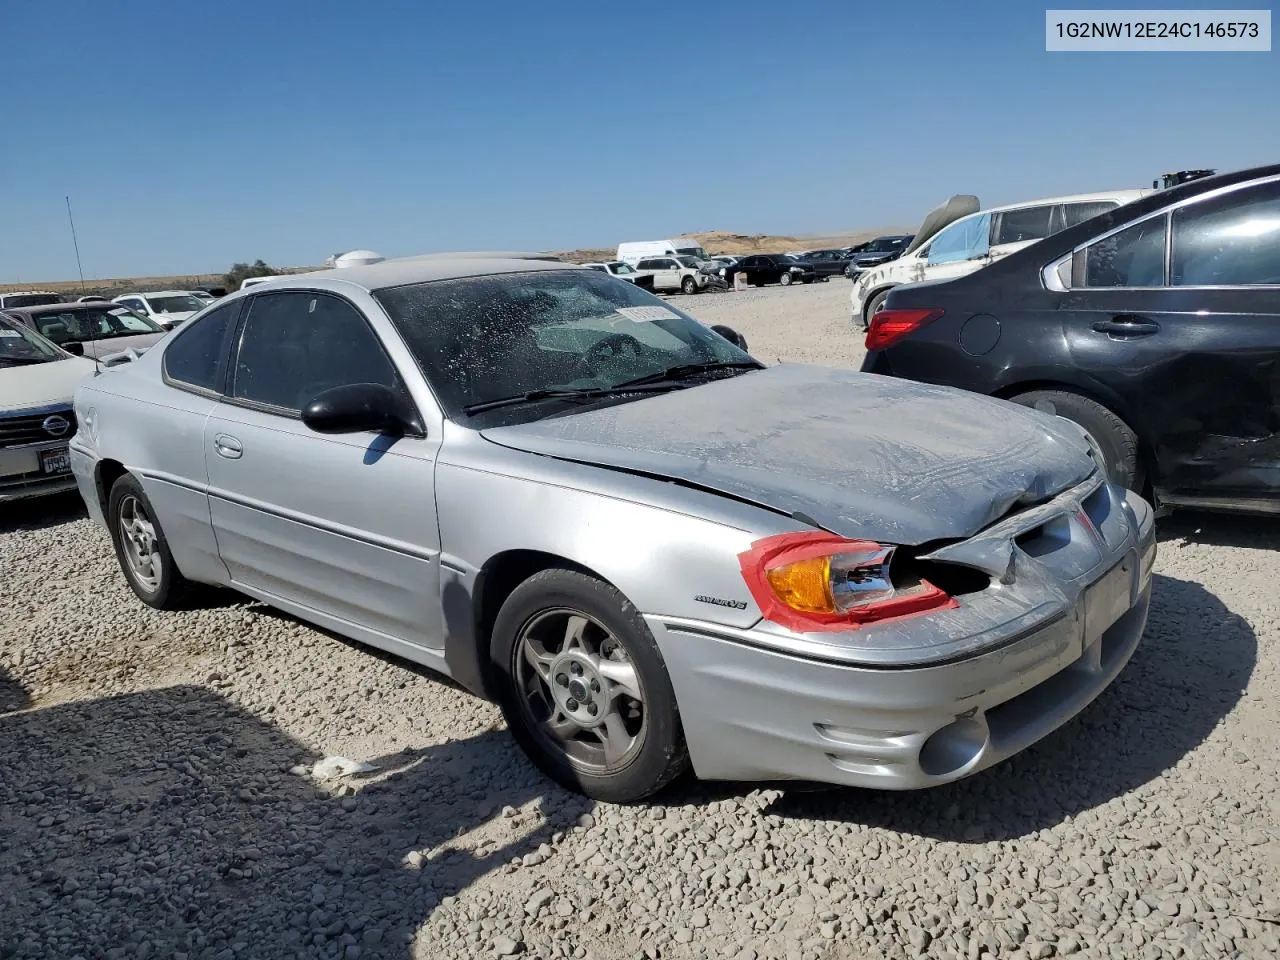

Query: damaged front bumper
[649,476,1156,789]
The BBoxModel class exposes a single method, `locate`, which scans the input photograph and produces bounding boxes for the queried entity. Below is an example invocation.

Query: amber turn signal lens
[765,556,835,613]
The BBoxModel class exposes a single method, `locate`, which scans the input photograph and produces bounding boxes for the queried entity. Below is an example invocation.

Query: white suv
[851,189,1152,328]
[111,291,208,330]
[633,256,711,294]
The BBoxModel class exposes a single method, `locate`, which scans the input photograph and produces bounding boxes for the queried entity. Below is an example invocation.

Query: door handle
[1091,316,1160,337]
[213,434,243,459]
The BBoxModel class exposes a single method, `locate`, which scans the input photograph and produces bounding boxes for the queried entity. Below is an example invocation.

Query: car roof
[235,257,582,294]
[5,302,127,317]
[981,188,1153,215]
[115,290,199,299]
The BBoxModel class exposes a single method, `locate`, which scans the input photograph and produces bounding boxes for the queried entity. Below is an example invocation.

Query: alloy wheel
[118,495,162,592]
[513,608,646,772]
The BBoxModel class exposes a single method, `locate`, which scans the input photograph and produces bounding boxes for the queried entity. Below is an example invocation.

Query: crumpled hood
[480,365,1097,545]
[0,356,97,410]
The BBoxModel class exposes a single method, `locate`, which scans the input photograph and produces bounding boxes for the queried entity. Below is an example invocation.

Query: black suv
[862,163,1280,515]
[843,235,914,277]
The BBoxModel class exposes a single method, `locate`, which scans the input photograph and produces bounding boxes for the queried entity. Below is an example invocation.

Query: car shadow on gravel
[0,490,87,535]
[749,572,1256,839]
[0,666,31,713]
[0,684,588,960]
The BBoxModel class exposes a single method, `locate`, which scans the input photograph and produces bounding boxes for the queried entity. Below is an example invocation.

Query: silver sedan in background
[69,259,1154,802]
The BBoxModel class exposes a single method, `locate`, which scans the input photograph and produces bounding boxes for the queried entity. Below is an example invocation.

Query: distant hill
[1,227,914,292]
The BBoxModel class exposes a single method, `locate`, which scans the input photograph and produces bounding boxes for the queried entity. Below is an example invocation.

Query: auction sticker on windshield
[616,306,681,323]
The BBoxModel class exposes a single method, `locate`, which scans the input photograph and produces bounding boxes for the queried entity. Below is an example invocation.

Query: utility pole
[65,196,87,293]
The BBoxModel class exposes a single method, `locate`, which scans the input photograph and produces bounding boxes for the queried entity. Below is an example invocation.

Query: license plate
[40,447,71,475]
[1084,554,1134,646]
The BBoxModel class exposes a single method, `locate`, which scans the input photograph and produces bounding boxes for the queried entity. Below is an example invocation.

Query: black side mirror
[301,383,419,436]
[710,324,748,352]
[61,341,85,356]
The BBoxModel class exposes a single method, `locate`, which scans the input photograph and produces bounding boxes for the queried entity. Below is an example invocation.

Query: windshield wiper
[612,360,763,389]
[463,383,680,416]
[0,356,52,366]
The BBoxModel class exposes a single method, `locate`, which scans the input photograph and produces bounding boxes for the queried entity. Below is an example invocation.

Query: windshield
[0,316,64,364]
[866,237,907,252]
[31,306,163,344]
[608,262,636,275]
[675,256,700,268]
[145,294,205,314]
[1,293,63,308]
[375,269,755,425]
[675,246,708,260]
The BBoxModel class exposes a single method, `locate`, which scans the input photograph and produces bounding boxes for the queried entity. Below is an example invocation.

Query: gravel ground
[2,279,1279,960]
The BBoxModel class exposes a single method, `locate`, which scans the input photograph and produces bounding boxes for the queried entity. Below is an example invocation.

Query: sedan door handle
[213,434,243,459]
[1091,316,1160,337]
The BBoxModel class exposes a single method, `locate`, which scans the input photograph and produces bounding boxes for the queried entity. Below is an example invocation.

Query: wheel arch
[991,377,1159,491]
[862,283,898,323]
[454,549,617,701]
[94,458,128,518]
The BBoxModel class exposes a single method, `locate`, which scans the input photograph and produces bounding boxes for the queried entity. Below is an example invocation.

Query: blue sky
[2,0,1276,282]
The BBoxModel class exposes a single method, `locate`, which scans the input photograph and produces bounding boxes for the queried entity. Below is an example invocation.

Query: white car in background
[111,291,207,330]
[0,314,97,502]
[632,256,712,295]
[581,261,658,292]
[850,189,1153,329]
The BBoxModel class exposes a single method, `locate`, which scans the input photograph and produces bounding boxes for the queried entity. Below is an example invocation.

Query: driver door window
[231,291,400,413]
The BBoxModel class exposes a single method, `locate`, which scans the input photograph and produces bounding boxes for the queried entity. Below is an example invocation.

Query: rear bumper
[649,485,1156,790]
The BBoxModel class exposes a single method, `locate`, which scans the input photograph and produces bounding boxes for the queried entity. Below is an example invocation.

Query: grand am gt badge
[694,594,748,610]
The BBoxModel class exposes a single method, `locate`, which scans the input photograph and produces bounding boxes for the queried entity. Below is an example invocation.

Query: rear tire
[491,569,690,803]
[107,473,195,609]
[681,276,698,295]
[1010,390,1144,491]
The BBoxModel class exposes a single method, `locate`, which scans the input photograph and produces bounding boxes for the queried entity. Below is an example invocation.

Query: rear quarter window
[162,301,240,393]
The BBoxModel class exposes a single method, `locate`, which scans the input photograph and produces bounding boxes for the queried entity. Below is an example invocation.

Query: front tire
[1010,390,1144,491]
[863,288,891,330]
[681,276,698,295]
[780,272,793,286]
[491,569,689,803]
[107,473,195,609]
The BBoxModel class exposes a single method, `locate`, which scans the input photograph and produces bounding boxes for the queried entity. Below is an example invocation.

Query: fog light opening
[918,717,989,778]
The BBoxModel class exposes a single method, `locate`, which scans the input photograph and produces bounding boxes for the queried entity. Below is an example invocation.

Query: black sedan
[723,254,819,287]
[861,162,1280,515]
[800,249,854,278]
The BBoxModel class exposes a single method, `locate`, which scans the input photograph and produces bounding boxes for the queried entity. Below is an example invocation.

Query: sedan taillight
[865,308,943,351]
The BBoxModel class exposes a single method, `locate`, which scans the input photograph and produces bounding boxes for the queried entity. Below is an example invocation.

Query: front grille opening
[891,551,990,597]
[1015,515,1072,559]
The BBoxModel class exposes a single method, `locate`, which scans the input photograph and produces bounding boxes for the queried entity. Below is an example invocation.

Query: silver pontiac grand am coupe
[69,257,1155,802]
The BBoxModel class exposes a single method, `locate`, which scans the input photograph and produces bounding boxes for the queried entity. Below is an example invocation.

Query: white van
[617,239,710,265]
[850,189,1153,328]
